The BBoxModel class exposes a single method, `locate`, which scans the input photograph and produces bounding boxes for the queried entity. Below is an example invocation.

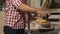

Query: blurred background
[0,0,60,34]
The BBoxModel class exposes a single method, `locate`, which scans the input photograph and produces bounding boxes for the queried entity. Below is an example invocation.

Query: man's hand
[36,9,51,17]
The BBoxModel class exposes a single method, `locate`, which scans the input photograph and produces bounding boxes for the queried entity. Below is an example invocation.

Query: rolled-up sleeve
[12,0,22,8]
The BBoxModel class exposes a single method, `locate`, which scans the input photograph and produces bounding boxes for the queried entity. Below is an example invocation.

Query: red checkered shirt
[4,0,26,29]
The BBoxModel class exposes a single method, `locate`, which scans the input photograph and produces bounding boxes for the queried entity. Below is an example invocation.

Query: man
[4,0,51,34]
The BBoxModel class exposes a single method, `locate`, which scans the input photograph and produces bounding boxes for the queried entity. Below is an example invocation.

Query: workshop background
[0,0,60,34]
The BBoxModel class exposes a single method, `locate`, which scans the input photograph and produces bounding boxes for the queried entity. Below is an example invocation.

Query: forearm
[19,3,36,12]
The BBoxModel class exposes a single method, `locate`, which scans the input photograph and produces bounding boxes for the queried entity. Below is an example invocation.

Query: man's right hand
[36,9,51,17]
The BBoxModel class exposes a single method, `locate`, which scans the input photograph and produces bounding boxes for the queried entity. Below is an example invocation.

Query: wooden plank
[48,9,60,13]
[49,15,60,19]
[50,22,60,27]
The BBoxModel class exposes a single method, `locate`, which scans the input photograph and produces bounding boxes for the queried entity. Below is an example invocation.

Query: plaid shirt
[4,0,26,29]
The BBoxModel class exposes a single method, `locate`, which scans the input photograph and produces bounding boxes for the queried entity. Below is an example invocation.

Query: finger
[42,10,47,17]
[45,10,51,16]
[43,11,47,17]
[47,12,51,16]
[42,12,47,17]
[39,12,44,17]
[39,13,42,17]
